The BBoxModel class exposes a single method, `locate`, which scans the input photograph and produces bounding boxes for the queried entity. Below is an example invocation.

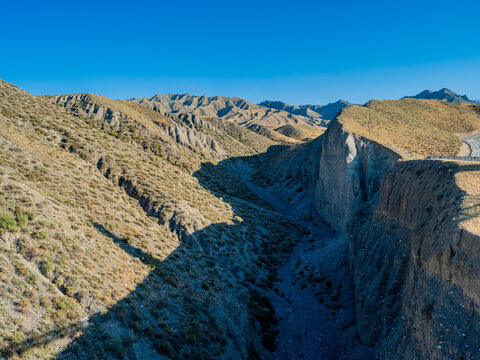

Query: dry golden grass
[0,79,301,359]
[272,124,326,141]
[338,99,480,157]
[46,92,171,127]
[455,166,480,235]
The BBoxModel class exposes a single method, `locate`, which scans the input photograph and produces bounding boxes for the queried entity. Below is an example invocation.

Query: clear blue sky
[1,0,479,104]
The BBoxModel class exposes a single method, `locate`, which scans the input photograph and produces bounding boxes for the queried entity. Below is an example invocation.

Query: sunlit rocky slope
[0,80,302,359]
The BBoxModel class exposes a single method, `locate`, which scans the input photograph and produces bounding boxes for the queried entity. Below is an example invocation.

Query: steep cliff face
[313,119,400,232]
[351,161,480,359]
[252,117,399,223]
[265,115,480,359]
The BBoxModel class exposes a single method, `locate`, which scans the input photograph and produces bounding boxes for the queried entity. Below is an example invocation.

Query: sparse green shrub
[10,332,24,353]
[32,230,48,239]
[0,213,18,233]
[40,261,53,275]
[154,338,173,356]
[57,298,68,310]
[141,253,157,269]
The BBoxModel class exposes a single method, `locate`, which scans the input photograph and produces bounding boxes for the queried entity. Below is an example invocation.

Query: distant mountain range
[128,94,317,127]
[403,88,477,104]
[126,90,478,134]
[258,100,351,126]
[128,94,351,128]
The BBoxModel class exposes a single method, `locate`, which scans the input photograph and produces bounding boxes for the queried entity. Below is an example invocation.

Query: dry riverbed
[230,159,373,359]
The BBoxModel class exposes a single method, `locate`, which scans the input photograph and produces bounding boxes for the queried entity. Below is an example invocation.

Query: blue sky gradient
[1,0,479,104]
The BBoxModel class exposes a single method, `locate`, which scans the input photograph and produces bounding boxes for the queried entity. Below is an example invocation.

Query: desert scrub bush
[32,230,48,240]
[14,207,34,227]
[248,289,278,351]
[40,261,53,275]
[1,332,25,357]
[436,191,444,200]
[421,301,434,321]
[0,213,17,233]
[154,338,174,356]
[35,219,55,229]
[182,321,199,343]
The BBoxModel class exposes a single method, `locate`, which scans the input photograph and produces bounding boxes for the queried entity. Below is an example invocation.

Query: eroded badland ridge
[1,80,480,360]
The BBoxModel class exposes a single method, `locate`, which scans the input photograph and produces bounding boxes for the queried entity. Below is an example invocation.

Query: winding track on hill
[463,134,480,157]
[427,134,480,162]
[228,159,372,360]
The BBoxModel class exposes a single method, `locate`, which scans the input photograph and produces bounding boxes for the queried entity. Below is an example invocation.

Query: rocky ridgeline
[53,94,226,164]
[128,93,315,127]
[259,100,351,127]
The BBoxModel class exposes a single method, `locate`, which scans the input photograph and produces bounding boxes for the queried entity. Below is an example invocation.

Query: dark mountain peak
[404,88,476,104]
[258,100,289,109]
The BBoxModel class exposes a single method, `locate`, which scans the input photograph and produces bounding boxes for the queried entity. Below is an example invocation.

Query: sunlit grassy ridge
[338,99,480,157]
[273,124,326,141]
[455,166,480,236]
[48,91,277,172]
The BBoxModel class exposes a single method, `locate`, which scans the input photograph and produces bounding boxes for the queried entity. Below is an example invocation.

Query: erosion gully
[231,159,373,360]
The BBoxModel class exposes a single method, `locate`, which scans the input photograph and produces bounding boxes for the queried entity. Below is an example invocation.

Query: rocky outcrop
[96,156,210,252]
[54,94,124,127]
[313,119,400,232]
[351,161,480,359]
[253,117,398,221]
[53,94,226,163]
[268,116,480,359]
